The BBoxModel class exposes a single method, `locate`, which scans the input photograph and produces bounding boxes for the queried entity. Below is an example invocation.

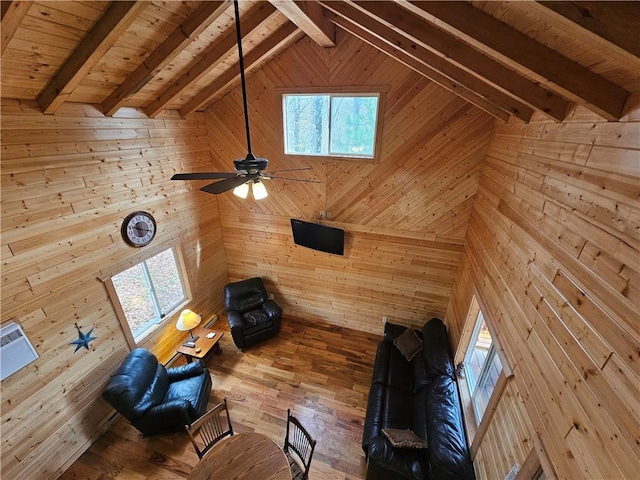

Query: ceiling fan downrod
[234,0,255,162]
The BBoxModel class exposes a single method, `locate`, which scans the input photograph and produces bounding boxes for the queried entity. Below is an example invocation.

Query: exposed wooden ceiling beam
[145,3,276,118]
[102,1,230,116]
[405,0,631,120]
[321,1,533,122]
[538,1,640,59]
[180,21,300,118]
[324,10,512,123]
[269,0,335,47]
[37,1,146,115]
[352,1,568,122]
[1,1,31,55]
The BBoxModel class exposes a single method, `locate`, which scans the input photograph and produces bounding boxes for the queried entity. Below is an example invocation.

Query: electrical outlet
[319,211,325,220]
[382,316,388,324]
[326,211,332,220]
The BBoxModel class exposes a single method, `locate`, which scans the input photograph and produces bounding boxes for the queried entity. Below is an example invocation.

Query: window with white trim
[107,247,188,345]
[282,93,380,159]
[464,309,503,422]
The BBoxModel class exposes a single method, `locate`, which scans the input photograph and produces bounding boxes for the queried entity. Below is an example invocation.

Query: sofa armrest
[368,436,427,480]
[226,310,246,349]
[167,361,205,381]
[264,301,282,334]
[263,299,282,320]
[227,310,245,329]
[383,321,408,342]
[425,376,475,480]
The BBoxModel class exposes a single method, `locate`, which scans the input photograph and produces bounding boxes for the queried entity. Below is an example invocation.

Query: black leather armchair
[224,277,282,349]
[102,348,212,436]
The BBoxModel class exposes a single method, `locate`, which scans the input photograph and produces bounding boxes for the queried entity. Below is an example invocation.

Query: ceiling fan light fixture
[252,179,268,200]
[233,181,249,199]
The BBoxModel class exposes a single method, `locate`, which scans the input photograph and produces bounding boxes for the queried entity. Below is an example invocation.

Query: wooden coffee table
[176,327,224,363]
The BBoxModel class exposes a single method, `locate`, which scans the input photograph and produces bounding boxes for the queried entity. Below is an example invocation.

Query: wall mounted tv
[290,219,344,255]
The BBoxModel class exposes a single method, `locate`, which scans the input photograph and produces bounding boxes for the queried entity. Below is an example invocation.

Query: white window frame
[464,310,503,422]
[101,245,192,349]
[280,87,386,162]
[455,294,512,457]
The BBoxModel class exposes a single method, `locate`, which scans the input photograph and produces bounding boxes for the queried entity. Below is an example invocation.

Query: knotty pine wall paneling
[0,100,228,480]
[445,98,640,479]
[205,31,495,333]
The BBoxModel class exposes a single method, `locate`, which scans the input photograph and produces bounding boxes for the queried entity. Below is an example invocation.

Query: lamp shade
[176,309,201,332]
[233,181,249,199]
[252,179,268,200]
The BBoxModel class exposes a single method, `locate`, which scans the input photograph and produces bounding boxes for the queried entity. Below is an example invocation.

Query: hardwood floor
[59,317,381,480]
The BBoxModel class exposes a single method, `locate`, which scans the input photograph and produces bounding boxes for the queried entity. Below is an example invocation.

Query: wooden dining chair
[185,398,234,459]
[283,409,316,480]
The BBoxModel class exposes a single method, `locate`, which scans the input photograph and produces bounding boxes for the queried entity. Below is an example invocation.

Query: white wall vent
[504,463,521,480]
[1,322,39,381]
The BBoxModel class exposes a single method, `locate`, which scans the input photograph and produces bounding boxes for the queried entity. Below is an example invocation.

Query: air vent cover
[1,322,39,380]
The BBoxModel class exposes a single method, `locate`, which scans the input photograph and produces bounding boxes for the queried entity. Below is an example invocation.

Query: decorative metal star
[70,323,97,353]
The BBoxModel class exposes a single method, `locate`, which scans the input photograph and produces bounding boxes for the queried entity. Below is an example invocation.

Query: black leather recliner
[224,277,282,349]
[102,348,212,436]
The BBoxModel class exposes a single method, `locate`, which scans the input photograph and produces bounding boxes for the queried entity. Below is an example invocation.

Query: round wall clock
[121,211,157,247]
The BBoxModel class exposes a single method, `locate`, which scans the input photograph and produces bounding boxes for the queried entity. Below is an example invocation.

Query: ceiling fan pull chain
[234,0,254,159]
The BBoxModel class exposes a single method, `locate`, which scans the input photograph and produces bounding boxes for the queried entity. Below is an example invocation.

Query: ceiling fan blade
[262,175,321,183]
[200,175,252,194]
[172,172,238,180]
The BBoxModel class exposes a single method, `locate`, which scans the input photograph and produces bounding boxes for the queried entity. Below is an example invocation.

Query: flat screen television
[290,219,344,255]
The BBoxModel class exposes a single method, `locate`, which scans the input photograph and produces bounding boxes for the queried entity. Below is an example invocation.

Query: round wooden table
[188,432,292,480]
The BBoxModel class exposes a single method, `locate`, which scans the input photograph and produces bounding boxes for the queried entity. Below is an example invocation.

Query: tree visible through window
[283,93,379,158]
[111,248,186,342]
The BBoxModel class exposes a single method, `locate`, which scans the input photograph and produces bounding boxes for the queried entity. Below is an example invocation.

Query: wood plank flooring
[59,317,382,480]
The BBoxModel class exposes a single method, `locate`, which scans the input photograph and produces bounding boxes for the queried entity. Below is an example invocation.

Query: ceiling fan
[171,0,318,199]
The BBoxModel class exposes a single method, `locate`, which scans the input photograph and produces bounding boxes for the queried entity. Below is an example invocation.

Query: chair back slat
[284,409,316,480]
[186,398,234,459]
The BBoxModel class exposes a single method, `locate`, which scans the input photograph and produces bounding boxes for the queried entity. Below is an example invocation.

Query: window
[107,247,188,346]
[283,93,380,159]
[464,310,503,422]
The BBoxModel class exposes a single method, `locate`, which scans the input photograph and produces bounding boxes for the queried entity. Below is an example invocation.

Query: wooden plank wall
[205,31,495,333]
[473,379,535,479]
[0,101,228,480]
[445,98,640,479]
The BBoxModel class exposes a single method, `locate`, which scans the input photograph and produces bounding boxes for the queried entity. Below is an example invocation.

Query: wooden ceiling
[1,1,638,122]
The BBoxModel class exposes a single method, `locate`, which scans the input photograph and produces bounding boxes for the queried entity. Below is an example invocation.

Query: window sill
[458,371,510,459]
[457,375,479,444]
[283,153,377,163]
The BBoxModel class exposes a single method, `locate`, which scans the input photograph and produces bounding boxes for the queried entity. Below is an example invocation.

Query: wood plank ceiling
[1,1,638,123]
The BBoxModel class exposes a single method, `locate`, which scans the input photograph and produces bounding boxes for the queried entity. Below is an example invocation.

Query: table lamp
[176,309,201,346]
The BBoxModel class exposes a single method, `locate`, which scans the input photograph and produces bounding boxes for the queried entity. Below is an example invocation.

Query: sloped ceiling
[1,1,638,122]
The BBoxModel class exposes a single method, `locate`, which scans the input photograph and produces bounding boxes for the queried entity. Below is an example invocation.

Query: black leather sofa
[362,318,475,480]
[224,277,283,349]
[102,348,212,436]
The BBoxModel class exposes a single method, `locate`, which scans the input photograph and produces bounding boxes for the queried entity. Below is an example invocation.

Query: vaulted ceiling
[1,1,638,122]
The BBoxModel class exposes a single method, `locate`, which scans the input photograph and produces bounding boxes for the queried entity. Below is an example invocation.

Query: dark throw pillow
[393,327,423,362]
[382,428,428,449]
